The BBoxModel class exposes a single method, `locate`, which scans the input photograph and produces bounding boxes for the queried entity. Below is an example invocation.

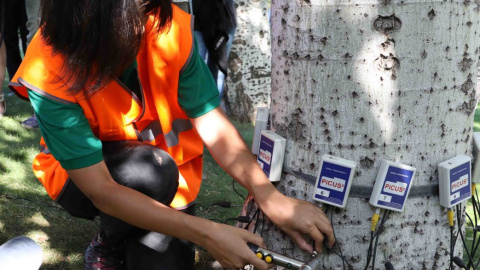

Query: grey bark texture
[224,0,272,122]
[242,0,480,269]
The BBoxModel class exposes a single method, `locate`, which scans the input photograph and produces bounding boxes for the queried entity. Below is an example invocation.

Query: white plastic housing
[252,107,269,156]
[256,130,286,182]
[438,155,471,208]
[473,132,480,183]
[369,160,416,212]
[312,155,356,208]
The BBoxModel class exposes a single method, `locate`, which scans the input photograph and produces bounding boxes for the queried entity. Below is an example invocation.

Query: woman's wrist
[252,187,288,222]
[183,215,220,247]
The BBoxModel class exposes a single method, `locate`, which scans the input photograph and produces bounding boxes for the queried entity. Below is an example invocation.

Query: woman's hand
[260,192,335,253]
[201,222,271,270]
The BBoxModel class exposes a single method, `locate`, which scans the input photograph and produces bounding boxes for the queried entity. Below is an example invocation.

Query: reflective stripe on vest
[139,118,193,147]
[139,120,163,143]
[39,145,50,155]
[164,119,193,147]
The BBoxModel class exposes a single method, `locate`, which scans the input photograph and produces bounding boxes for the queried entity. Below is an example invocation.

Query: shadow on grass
[0,87,98,269]
[0,184,97,270]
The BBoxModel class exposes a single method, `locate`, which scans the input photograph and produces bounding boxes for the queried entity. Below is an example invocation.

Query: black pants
[57,141,195,270]
[0,0,28,80]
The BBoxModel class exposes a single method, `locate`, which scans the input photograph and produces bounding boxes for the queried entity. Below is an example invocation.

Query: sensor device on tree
[438,155,471,208]
[257,130,286,182]
[252,106,270,156]
[369,160,416,212]
[312,155,356,208]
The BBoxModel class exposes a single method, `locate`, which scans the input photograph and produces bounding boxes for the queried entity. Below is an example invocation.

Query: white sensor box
[473,132,480,183]
[438,155,471,208]
[252,107,269,156]
[369,160,416,212]
[257,130,286,182]
[312,155,356,208]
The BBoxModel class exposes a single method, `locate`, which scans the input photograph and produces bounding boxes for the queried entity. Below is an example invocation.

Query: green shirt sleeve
[178,37,221,118]
[27,90,103,170]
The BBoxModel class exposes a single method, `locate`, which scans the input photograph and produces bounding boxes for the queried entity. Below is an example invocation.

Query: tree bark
[245,0,480,269]
[225,0,272,122]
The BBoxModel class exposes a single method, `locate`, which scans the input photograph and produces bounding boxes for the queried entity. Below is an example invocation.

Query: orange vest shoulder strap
[8,31,77,103]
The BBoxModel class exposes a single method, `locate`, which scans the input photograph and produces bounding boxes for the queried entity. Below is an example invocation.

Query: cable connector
[452,256,467,269]
[472,183,477,197]
[384,261,395,270]
[447,208,454,227]
[209,201,242,208]
[371,209,381,232]
[237,216,251,223]
[224,216,251,224]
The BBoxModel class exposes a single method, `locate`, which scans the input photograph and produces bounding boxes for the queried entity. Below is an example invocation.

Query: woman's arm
[66,161,270,269]
[191,107,335,253]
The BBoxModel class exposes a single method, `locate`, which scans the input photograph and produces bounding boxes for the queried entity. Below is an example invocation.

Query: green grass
[474,108,480,132]
[0,81,99,269]
[0,78,251,269]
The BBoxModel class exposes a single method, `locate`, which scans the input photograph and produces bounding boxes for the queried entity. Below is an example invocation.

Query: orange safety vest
[8,5,203,210]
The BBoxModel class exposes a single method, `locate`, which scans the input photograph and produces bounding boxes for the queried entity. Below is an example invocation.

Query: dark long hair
[40,0,173,95]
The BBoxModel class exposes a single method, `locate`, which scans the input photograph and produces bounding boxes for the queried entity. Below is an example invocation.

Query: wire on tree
[372,210,390,270]
[455,204,473,268]
[364,208,381,270]
[328,207,350,270]
[448,207,455,270]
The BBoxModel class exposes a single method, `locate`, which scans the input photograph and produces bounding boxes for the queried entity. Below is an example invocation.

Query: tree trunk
[225,0,272,122]
[245,0,480,269]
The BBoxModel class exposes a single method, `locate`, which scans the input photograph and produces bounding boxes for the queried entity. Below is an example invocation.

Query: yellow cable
[447,208,454,227]
[472,183,476,196]
[371,209,380,232]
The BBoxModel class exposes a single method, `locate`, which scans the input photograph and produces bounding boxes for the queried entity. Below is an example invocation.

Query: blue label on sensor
[377,166,414,211]
[257,135,274,178]
[314,162,352,207]
[449,161,471,206]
